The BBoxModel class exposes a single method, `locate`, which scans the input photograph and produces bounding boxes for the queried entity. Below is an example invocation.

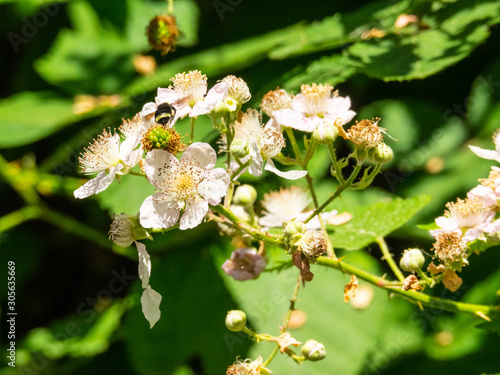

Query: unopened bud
[369,143,393,164]
[400,248,425,272]
[229,138,249,158]
[233,185,257,206]
[225,310,247,332]
[312,122,338,145]
[301,340,326,361]
[284,220,307,237]
[354,145,369,165]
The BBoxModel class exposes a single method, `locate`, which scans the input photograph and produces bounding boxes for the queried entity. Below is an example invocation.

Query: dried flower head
[277,332,302,353]
[260,88,293,117]
[442,269,463,292]
[432,231,468,267]
[402,274,423,291]
[344,275,358,303]
[347,118,384,149]
[296,230,327,258]
[146,15,179,55]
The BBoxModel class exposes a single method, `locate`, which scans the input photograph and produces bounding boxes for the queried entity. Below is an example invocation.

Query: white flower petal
[264,158,307,180]
[155,88,178,105]
[140,102,157,118]
[273,108,304,128]
[143,149,179,188]
[248,139,264,177]
[139,195,180,229]
[180,200,209,230]
[204,82,228,107]
[141,286,162,328]
[74,164,122,199]
[435,216,458,231]
[468,145,500,162]
[136,241,151,288]
[198,168,230,205]
[180,142,217,170]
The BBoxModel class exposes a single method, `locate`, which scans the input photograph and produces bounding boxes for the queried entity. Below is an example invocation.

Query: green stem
[263,276,302,367]
[128,170,146,177]
[189,116,196,145]
[167,0,174,14]
[327,144,345,184]
[0,206,42,232]
[376,236,405,282]
[211,205,284,247]
[0,154,40,205]
[304,164,361,224]
[416,268,435,287]
[285,128,303,164]
[230,159,252,182]
[315,256,500,316]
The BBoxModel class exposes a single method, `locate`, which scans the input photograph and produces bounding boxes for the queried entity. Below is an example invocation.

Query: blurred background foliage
[1,0,500,373]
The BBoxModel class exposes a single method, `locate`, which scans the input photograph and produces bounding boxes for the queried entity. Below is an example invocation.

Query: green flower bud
[284,220,307,237]
[400,248,425,272]
[301,340,326,361]
[229,138,249,159]
[233,185,257,206]
[225,310,247,332]
[312,122,338,145]
[354,145,369,165]
[369,143,393,164]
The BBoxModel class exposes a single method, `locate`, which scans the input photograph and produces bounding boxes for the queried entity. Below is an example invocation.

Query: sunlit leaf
[329,195,431,251]
[0,91,77,148]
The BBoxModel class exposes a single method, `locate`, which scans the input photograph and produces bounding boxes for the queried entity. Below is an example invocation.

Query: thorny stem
[262,276,302,367]
[327,144,345,184]
[230,159,252,182]
[416,268,436,287]
[376,236,405,282]
[315,256,500,317]
[305,163,361,224]
[211,205,284,247]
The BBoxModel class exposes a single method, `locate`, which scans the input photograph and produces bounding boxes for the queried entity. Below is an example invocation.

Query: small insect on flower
[154,96,191,128]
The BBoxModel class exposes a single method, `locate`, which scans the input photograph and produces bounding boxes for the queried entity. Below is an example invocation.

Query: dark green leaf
[346,0,500,81]
[0,91,77,148]
[330,195,431,251]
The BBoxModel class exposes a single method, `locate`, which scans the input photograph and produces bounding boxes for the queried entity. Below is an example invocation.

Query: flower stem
[376,236,405,282]
[211,205,284,247]
[327,144,345,184]
[189,116,196,145]
[167,0,174,14]
[285,127,303,164]
[315,256,500,316]
[304,163,361,224]
[263,276,302,367]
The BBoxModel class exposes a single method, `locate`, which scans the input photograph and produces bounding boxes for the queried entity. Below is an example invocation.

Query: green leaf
[124,239,246,374]
[124,24,304,97]
[329,195,431,251]
[214,246,422,375]
[476,317,500,335]
[268,0,412,60]
[282,55,357,91]
[346,0,500,81]
[35,0,135,95]
[97,173,155,215]
[0,91,77,148]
